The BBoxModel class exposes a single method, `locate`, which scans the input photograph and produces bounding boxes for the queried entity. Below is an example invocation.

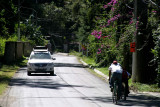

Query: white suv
[27,48,55,76]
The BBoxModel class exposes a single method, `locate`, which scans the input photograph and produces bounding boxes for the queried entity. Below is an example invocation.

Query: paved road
[0,53,160,107]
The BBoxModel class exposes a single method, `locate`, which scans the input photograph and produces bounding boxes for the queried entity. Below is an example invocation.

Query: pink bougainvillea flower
[97,35,102,39]
[95,35,99,38]
[136,21,139,29]
[129,18,133,24]
[103,5,108,8]
[152,11,157,13]
[107,14,121,26]
[101,45,104,48]
[105,0,118,9]
[97,48,102,54]
[91,30,103,39]
[98,31,102,35]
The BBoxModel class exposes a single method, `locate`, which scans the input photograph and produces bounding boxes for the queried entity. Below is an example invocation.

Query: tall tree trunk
[132,0,148,83]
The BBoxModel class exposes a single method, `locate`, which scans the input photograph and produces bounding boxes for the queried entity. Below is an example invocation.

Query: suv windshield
[30,53,51,59]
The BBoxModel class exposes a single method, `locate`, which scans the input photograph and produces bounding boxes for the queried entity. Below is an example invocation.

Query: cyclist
[109,60,123,99]
[122,68,131,96]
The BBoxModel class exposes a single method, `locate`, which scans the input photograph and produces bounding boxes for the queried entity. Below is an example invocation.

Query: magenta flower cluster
[91,30,102,39]
[104,35,112,39]
[152,11,157,13]
[136,21,139,29]
[103,0,118,9]
[129,18,133,24]
[107,14,121,26]
[97,48,102,54]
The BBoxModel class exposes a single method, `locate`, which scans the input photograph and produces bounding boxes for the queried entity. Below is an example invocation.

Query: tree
[0,0,17,38]
[132,0,156,83]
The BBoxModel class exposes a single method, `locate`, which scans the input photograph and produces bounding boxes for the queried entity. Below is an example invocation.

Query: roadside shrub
[0,37,6,56]
[152,25,160,87]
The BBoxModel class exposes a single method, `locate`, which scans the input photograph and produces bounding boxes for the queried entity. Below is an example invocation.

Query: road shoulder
[79,58,160,99]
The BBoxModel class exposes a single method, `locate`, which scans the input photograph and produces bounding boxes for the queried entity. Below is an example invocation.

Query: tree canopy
[0,0,160,85]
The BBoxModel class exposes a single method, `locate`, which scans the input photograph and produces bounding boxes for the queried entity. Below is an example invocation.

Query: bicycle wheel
[112,89,115,103]
[112,81,118,104]
[115,85,118,104]
[123,83,127,101]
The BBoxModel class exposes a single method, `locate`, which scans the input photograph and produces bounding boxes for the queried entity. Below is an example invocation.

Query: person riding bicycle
[122,68,131,96]
[109,60,123,99]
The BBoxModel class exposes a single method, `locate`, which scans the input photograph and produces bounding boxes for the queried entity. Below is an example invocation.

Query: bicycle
[112,79,119,104]
[112,80,128,104]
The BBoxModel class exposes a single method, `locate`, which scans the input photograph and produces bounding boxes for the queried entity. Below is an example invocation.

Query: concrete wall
[4,41,33,64]
[4,42,16,64]
[23,42,33,57]
[16,42,23,59]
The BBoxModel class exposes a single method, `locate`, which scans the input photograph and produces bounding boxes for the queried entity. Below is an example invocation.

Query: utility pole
[18,0,20,41]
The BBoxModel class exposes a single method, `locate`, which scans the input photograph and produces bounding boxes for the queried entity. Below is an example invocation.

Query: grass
[0,57,27,95]
[96,67,109,76]
[0,65,19,95]
[130,82,160,92]
[70,51,160,92]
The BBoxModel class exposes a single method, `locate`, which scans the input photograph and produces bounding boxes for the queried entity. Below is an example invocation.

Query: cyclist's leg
[110,72,116,88]
[125,80,130,95]
[117,73,122,97]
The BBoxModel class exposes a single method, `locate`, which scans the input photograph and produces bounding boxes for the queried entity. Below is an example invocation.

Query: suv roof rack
[33,46,48,52]
[34,46,47,49]
[33,50,48,52]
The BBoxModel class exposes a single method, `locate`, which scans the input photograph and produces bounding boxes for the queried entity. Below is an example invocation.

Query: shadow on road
[9,78,94,90]
[9,76,160,106]
[83,94,160,106]
[54,63,88,68]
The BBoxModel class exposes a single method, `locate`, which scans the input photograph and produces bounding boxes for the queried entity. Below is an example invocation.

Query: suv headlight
[27,63,33,67]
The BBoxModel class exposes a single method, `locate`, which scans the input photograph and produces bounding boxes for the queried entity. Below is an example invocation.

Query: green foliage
[14,18,46,46]
[0,9,9,38]
[0,38,6,56]
[152,25,160,60]
[0,35,18,56]
[152,24,160,86]
[72,1,80,15]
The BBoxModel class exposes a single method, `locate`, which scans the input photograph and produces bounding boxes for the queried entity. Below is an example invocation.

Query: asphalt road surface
[0,53,160,107]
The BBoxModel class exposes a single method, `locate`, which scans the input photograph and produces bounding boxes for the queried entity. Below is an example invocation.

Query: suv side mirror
[52,58,56,60]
